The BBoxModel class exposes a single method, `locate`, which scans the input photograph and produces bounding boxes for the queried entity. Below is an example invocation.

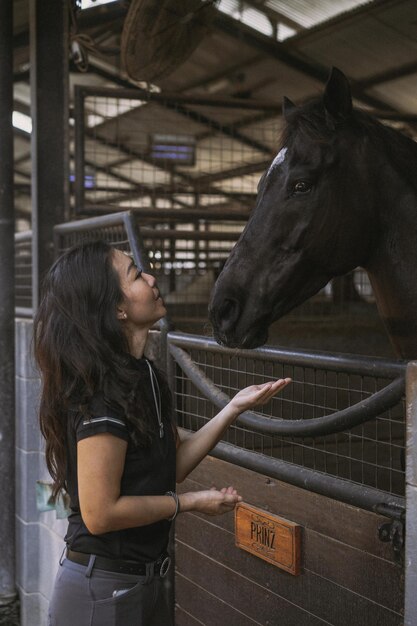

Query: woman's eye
[292,180,312,195]
[135,270,142,280]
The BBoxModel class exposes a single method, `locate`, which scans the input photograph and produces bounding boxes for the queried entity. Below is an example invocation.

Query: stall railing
[167,331,406,517]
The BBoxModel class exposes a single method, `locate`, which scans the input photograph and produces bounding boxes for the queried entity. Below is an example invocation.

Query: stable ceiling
[11,0,417,228]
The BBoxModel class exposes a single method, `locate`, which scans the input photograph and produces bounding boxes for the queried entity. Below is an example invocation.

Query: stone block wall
[15,319,67,626]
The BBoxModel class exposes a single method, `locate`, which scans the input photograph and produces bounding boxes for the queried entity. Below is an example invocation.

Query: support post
[30,0,69,310]
[0,0,16,605]
[405,361,417,624]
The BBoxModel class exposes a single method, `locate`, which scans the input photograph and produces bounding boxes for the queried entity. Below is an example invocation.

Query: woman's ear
[117,308,127,320]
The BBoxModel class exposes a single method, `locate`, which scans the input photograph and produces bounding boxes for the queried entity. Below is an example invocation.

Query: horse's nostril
[217,297,241,330]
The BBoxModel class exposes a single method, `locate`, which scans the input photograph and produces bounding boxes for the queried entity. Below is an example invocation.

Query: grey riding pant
[48,556,173,626]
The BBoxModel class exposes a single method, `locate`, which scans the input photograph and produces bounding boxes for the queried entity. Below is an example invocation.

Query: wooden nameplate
[235,502,302,575]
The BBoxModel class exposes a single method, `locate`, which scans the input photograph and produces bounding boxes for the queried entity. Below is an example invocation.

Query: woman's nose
[143,272,156,287]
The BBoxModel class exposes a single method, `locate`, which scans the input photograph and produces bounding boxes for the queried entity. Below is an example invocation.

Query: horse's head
[209,68,377,348]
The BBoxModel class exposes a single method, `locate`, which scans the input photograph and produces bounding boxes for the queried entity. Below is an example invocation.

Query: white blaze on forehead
[271,147,287,169]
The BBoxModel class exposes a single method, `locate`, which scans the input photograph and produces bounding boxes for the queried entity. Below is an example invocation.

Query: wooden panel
[175,456,404,625]
[176,575,260,626]
[175,513,403,626]
[176,543,329,626]
[182,456,398,561]
[175,605,205,626]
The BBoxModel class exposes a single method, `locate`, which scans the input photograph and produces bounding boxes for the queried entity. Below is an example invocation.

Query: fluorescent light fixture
[149,134,196,167]
[81,0,115,9]
[13,111,32,134]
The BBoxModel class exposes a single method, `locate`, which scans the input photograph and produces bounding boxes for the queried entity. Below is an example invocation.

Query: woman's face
[111,249,167,328]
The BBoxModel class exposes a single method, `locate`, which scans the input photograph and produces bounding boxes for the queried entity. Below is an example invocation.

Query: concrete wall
[15,319,66,626]
[13,323,166,626]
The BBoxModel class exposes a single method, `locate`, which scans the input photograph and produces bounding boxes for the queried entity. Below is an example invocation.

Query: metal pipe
[76,85,282,112]
[30,0,69,309]
[0,0,16,606]
[140,229,241,241]
[183,434,405,515]
[405,361,417,624]
[168,331,406,378]
[80,205,250,221]
[169,343,405,437]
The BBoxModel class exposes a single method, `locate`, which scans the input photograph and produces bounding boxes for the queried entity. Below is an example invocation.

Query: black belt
[66,549,171,578]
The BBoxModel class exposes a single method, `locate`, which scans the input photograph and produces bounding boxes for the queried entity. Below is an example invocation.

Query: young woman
[34,240,290,626]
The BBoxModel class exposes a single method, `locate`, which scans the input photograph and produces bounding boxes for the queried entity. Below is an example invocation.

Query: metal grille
[140,226,242,326]
[74,86,379,334]
[54,218,131,257]
[15,230,32,316]
[171,338,405,497]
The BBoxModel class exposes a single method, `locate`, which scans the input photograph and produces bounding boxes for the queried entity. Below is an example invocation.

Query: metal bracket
[375,502,405,564]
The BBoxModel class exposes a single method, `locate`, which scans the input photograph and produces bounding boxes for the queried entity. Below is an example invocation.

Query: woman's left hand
[229,378,291,414]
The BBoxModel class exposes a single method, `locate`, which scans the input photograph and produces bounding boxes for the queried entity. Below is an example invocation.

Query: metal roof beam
[214,11,414,118]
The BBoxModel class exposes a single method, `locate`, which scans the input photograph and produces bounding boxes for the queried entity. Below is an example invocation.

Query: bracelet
[165,491,180,521]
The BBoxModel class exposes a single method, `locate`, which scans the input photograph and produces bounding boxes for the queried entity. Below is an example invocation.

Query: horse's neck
[365,184,417,359]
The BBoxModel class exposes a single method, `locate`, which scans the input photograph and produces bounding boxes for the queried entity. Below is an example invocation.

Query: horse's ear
[282,96,297,119]
[323,67,352,127]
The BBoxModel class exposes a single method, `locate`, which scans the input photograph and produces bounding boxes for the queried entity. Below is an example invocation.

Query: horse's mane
[280,98,417,189]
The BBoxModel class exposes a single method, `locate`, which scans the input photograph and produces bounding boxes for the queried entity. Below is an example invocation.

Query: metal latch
[375,502,405,564]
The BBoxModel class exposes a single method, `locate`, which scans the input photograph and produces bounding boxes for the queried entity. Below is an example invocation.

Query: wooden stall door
[175,457,403,626]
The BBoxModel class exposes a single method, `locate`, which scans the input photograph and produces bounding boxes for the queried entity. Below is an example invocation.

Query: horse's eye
[293,180,312,195]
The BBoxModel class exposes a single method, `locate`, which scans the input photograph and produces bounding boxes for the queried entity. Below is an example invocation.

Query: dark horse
[209,68,417,359]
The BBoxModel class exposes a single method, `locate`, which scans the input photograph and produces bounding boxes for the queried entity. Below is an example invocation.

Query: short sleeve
[73,394,130,443]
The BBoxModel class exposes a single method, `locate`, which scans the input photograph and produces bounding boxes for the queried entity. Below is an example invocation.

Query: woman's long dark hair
[34,240,172,499]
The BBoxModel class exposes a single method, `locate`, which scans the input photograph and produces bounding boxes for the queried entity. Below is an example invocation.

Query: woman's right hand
[180,486,242,516]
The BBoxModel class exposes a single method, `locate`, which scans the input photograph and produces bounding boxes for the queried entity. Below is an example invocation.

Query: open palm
[230,378,291,413]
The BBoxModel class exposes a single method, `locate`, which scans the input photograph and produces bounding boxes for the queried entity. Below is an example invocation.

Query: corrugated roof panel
[264,0,374,29]
[293,8,417,80]
[218,0,374,39]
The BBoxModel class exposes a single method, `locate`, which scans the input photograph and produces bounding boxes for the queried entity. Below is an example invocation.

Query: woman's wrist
[177,492,196,514]
[226,404,243,422]
[165,491,180,521]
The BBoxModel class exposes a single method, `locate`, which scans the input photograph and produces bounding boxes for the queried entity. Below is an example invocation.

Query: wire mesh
[54,222,131,257]
[75,87,379,333]
[172,344,405,497]
[15,231,32,313]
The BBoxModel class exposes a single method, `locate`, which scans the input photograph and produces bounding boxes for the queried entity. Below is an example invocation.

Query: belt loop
[59,546,66,566]
[144,561,155,585]
[85,555,96,578]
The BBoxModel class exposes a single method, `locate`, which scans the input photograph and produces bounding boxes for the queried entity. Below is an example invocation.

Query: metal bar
[74,85,86,213]
[76,85,283,112]
[123,212,152,274]
[93,186,256,198]
[168,331,406,378]
[170,343,405,437]
[141,229,241,241]
[80,205,250,221]
[54,211,128,234]
[200,436,405,515]
[30,0,69,310]
[405,361,417,624]
[15,307,34,319]
[0,0,16,606]
[14,230,32,243]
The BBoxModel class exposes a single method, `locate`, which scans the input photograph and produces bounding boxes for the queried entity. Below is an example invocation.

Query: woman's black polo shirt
[64,357,176,562]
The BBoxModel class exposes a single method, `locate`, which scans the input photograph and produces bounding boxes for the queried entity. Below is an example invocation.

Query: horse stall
[9,3,417,625]
[47,211,408,626]
[64,83,414,624]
